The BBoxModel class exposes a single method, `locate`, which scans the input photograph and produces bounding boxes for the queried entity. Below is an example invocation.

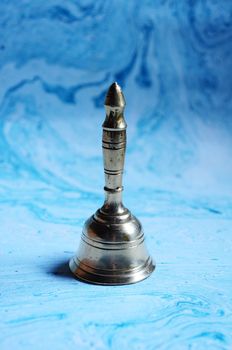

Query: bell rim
[69,256,155,286]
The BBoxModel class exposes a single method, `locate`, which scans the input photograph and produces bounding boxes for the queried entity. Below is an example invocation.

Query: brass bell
[69,82,155,285]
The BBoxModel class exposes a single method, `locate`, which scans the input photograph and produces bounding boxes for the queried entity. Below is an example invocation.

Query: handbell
[69,82,155,285]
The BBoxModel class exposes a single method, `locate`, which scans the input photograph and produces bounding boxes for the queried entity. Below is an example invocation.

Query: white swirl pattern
[0,1,232,349]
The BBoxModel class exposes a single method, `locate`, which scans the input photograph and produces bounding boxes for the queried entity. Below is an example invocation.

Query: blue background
[1,1,232,349]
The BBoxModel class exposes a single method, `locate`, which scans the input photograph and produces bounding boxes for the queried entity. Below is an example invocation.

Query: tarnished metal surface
[69,83,154,285]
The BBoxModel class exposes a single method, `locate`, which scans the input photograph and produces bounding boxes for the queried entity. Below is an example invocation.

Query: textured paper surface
[0,1,232,349]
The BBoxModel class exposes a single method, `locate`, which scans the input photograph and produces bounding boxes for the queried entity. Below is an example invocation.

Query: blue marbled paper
[1,1,232,349]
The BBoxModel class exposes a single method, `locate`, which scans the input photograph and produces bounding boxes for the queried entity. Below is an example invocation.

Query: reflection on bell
[69,82,155,285]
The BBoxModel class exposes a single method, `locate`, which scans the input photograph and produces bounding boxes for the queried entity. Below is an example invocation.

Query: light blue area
[0,1,232,349]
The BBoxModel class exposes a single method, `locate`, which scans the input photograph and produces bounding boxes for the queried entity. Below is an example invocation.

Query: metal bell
[69,82,155,285]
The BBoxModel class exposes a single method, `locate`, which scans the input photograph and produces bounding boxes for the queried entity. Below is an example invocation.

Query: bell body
[69,83,155,285]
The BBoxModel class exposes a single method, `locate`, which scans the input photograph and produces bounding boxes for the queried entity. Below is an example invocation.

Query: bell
[69,82,155,285]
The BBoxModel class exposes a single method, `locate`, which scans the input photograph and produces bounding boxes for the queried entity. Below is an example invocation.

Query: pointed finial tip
[104,82,126,108]
[110,81,119,88]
